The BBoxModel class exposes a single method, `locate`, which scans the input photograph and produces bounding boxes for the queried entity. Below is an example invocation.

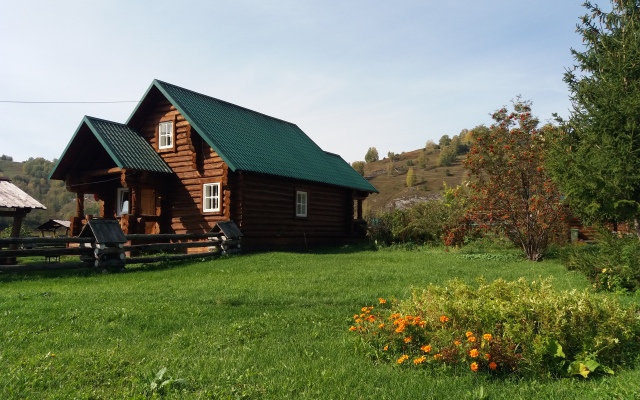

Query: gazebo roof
[0,177,46,210]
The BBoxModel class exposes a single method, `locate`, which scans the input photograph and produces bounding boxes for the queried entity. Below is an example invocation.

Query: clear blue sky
[1,1,588,164]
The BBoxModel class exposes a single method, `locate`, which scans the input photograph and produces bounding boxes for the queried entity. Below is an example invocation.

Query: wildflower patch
[350,278,640,378]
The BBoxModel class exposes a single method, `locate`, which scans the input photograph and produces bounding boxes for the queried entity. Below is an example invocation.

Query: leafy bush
[351,161,365,176]
[350,278,640,378]
[367,201,452,245]
[563,230,640,292]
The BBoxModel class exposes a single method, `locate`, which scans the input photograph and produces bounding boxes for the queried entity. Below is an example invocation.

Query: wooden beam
[79,167,122,179]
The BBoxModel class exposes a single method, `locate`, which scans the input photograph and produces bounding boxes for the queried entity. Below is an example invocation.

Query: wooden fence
[0,232,241,272]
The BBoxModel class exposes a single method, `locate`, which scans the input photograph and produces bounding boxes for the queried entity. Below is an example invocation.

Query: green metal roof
[83,117,173,173]
[49,116,172,180]
[127,80,377,193]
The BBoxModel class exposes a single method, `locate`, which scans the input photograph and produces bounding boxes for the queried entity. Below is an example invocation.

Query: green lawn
[1,247,639,399]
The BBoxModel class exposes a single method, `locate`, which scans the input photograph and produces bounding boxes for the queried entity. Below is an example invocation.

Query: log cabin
[49,80,378,251]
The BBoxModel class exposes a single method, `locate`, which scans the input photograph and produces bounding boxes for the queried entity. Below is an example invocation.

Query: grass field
[1,247,640,399]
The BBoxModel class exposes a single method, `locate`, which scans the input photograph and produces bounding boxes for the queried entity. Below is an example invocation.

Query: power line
[0,100,139,104]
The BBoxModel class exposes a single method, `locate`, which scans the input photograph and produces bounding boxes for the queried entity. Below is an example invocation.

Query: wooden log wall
[236,172,355,249]
[138,98,231,235]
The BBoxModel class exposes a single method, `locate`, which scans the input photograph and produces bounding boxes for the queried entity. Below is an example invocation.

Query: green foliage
[367,197,466,245]
[425,140,438,152]
[149,367,186,395]
[547,0,640,226]
[439,135,452,149]
[0,158,100,231]
[406,168,416,187]
[417,151,428,169]
[1,225,33,238]
[365,147,379,163]
[351,161,365,176]
[563,230,640,292]
[1,154,13,161]
[438,145,457,167]
[351,278,640,378]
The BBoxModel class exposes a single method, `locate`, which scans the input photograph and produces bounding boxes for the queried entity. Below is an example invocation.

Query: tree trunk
[634,215,640,240]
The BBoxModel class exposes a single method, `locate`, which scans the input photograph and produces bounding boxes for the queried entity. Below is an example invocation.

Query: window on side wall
[159,121,173,150]
[117,188,130,216]
[296,190,308,217]
[203,182,221,213]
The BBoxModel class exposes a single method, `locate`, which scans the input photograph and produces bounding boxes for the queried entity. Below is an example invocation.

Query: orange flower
[465,331,474,338]
[467,336,477,343]
[433,353,443,360]
[489,361,498,370]
[397,354,409,364]
[469,349,479,358]
[413,356,426,365]
[420,344,432,353]
[378,298,387,304]
[439,315,449,323]
[470,362,479,372]
[454,340,462,346]
[394,323,406,333]
[349,326,357,331]
[484,353,491,360]
[483,333,493,342]
[378,323,385,329]
[383,345,389,351]
[404,336,412,344]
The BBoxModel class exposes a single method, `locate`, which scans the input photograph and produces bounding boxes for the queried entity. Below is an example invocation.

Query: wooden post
[76,192,85,219]
[357,199,363,220]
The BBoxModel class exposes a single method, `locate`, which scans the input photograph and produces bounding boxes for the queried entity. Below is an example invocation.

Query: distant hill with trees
[0,157,99,233]
[357,132,473,214]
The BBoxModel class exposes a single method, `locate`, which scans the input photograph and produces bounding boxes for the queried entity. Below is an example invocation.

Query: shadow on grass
[0,244,380,283]
[0,257,199,283]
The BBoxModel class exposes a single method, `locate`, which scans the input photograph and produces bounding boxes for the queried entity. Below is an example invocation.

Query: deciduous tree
[406,168,416,187]
[365,147,379,163]
[464,100,567,261]
[351,161,365,176]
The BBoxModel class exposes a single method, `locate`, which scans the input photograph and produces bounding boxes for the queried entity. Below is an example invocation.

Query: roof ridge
[154,79,301,129]
[84,115,127,125]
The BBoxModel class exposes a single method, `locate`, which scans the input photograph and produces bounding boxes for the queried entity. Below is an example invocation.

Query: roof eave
[49,117,93,180]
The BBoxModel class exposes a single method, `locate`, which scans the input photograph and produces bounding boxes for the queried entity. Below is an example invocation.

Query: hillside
[0,158,99,232]
[362,148,466,214]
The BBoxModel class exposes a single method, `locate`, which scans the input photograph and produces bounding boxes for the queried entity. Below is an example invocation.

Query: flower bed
[350,278,640,378]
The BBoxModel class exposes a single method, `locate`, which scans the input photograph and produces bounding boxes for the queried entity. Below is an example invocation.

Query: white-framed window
[203,182,221,213]
[296,190,308,217]
[117,188,130,216]
[159,121,173,149]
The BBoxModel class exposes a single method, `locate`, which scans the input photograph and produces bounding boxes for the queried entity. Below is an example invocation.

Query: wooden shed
[36,219,70,237]
[49,80,377,251]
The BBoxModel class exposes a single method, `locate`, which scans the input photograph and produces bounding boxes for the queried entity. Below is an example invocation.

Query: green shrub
[563,230,640,292]
[367,201,452,245]
[350,278,640,378]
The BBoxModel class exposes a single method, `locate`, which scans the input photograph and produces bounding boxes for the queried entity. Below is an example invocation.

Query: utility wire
[0,100,139,104]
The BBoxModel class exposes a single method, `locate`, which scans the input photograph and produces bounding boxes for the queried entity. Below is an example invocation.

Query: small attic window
[159,121,173,149]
